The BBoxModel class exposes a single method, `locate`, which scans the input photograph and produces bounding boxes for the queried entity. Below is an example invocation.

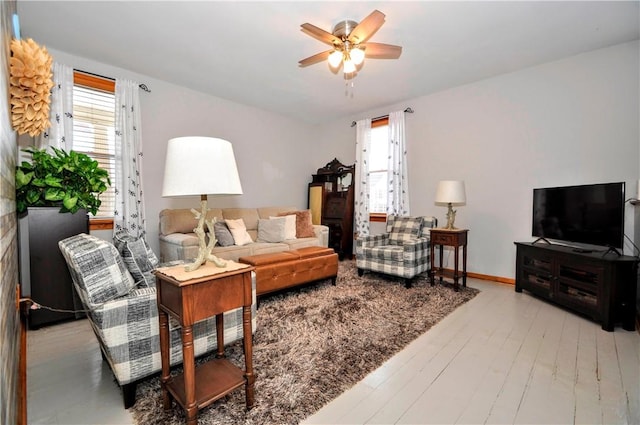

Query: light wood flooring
[27,277,639,424]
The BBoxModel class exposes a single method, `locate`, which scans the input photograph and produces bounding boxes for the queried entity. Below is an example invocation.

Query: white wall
[314,41,639,279]
[41,49,319,255]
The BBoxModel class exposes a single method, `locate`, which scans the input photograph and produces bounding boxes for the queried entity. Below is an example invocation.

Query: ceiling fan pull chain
[344,77,355,98]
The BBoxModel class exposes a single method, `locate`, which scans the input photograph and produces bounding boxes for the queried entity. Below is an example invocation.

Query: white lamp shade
[162,136,243,197]
[328,50,343,68]
[435,180,466,205]
[343,59,356,74]
[350,47,365,65]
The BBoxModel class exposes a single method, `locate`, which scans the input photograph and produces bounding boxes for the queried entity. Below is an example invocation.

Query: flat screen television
[532,182,625,249]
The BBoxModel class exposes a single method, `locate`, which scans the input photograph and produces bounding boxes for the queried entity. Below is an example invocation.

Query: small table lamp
[435,180,466,230]
[162,137,243,271]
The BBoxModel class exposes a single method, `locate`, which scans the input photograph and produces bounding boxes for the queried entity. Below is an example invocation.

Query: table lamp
[435,180,466,230]
[162,137,243,271]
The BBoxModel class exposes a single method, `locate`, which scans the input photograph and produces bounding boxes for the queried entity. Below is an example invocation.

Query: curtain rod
[350,107,413,127]
[75,69,151,93]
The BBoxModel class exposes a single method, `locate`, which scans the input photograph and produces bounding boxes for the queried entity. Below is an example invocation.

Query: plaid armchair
[356,215,437,288]
[58,233,257,408]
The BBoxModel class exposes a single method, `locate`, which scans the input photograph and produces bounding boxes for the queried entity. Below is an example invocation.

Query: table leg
[181,325,198,425]
[429,242,435,285]
[158,309,171,410]
[462,243,467,288]
[438,245,444,285]
[453,246,460,292]
[242,305,255,408]
[215,313,225,358]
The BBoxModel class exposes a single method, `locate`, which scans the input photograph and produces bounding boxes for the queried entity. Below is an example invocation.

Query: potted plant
[15,147,110,215]
[16,147,111,328]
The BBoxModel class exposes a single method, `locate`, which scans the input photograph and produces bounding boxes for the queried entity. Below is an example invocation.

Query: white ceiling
[17,1,640,125]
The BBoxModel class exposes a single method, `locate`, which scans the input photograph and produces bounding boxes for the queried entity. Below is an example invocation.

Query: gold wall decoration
[9,38,53,137]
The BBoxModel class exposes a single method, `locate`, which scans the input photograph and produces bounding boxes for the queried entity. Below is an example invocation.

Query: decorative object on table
[15,147,111,215]
[130,260,478,425]
[435,180,466,230]
[161,136,243,272]
[298,10,402,82]
[9,38,54,136]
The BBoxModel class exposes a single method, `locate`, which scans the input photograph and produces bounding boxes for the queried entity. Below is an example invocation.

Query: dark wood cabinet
[308,159,354,260]
[514,242,638,331]
[19,207,88,329]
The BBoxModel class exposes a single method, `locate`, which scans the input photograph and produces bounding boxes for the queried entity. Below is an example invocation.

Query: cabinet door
[308,184,324,225]
[518,248,554,297]
[555,261,603,316]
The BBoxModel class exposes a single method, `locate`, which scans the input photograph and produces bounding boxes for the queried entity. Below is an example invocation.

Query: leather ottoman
[238,247,338,296]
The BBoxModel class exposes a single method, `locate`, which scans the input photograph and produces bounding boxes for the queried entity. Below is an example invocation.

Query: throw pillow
[387,216,424,245]
[278,210,316,238]
[257,217,286,243]
[112,230,160,286]
[225,218,253,246]
[270,214,296,240]
[120,238,156,284]
[213,221,235,247]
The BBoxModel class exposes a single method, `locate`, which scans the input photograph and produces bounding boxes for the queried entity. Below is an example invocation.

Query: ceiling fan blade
[362,42,402,59]
[348,10,385,44]
[298,50,332,67]
[301,23,340,46]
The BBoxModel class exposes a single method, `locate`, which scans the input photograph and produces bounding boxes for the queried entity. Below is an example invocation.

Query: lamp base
[444,202,458,230]
[185,197,226,272]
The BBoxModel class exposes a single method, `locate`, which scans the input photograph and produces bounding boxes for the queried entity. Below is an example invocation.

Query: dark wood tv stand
[514,242,638,331]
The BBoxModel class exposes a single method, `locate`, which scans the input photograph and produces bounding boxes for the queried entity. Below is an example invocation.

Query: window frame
[73,71,115,231]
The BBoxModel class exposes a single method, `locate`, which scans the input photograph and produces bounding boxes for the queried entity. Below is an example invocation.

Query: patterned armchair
[356,215,437,287]
[58,232,257,408]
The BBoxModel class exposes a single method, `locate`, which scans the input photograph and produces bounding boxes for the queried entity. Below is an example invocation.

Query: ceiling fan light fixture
[350,47,365,65]
[328,50,343,68]
[299,10,401,83]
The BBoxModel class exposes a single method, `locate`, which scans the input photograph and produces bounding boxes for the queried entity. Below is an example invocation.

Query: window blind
[72,84,115,217]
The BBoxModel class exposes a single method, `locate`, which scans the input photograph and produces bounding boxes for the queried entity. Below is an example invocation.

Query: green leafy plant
[15,147,111,215]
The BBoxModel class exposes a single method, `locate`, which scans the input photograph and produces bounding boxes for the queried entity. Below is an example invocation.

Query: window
[72,72,116,219]
[368,117,389,217]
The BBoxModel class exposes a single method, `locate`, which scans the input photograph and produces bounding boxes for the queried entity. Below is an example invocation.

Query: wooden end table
[155,262,255,425]
[429,228,469,291]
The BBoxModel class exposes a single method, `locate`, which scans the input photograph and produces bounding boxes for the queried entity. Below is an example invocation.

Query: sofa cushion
[58,233,136,307]
[226,218,253,246]
[271,214,296,240]
[386,216,424,245]
[279,210,315,238]
[257,217,286,243]
[214,221,235,247]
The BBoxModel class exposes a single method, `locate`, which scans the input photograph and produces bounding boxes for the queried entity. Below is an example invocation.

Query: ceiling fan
[298,10,402,79]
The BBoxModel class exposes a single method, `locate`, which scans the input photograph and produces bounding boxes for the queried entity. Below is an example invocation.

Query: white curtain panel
[36,62,74,151]
[387,110,410,216]
[354,118,372,237]
[114,79,146,237]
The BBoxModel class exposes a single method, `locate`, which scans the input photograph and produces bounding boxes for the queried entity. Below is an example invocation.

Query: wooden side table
[155,262,255,425]
[429,228,469,291]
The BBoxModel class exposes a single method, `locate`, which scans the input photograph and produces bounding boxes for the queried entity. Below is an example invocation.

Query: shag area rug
[131,261,478,425]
